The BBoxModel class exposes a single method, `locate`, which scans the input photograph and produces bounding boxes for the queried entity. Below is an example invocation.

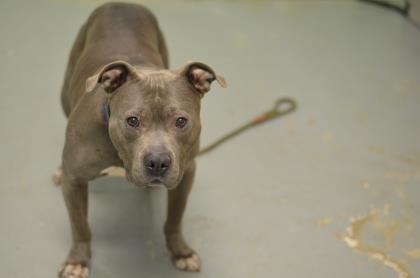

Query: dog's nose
[143,152,171,176]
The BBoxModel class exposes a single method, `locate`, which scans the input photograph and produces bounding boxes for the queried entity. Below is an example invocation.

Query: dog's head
[86,60,226,189]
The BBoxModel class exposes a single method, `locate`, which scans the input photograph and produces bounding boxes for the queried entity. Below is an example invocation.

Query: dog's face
[86,61,226,189]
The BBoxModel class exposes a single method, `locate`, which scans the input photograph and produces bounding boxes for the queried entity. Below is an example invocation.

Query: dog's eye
[175,117,188,128]
[126,116,140,127]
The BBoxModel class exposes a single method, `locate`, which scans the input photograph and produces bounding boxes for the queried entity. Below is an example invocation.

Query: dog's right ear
[86,60,140,93]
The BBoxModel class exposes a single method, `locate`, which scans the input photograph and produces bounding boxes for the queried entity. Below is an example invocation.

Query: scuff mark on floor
[406,249,420,259]
[316,217,333,227]
[341,211,410,278]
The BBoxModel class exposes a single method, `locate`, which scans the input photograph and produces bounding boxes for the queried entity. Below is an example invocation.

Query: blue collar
[101,103,110,125]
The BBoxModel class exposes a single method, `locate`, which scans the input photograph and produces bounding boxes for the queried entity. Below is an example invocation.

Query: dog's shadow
[88,177,190,277]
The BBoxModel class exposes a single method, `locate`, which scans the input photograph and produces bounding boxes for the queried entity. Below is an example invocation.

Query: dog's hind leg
[52,166,63,186]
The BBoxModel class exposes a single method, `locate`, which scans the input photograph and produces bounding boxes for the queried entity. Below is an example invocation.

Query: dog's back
[60,2,168,117]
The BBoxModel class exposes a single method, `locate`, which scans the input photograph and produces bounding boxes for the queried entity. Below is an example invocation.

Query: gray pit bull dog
[54,3,226,277]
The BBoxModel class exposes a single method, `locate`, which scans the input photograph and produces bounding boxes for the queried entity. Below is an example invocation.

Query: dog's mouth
[147,178,166,188]
[126,170,179,189]
[133,178,176,190]
[149,178,163,185]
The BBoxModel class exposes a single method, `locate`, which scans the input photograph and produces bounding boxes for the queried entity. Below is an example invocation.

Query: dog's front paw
[58,264,89,278]
[172,253,202,272]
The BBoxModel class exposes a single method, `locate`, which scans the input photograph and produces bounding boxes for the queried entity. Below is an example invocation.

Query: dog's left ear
[177,61,227,95]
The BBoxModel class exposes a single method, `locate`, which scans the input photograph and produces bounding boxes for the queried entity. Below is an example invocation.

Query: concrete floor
[1,0,420,277]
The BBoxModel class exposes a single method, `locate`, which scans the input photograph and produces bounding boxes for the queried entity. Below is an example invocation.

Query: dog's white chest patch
[100,166,126,177]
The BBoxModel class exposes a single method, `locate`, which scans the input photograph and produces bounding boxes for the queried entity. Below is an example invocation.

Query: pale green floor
[1,0,420,277]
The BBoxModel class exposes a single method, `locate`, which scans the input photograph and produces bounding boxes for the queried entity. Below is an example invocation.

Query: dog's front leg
[164,162,201,272]
[59,175,91,278]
